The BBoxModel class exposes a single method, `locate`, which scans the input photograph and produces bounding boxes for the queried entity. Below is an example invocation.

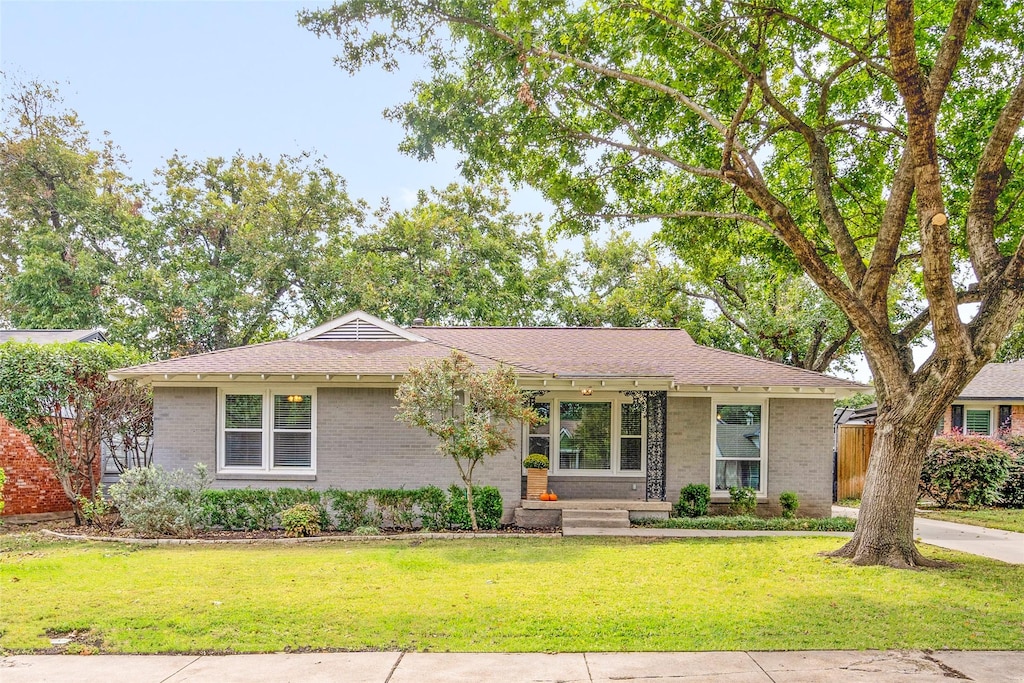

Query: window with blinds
[527,402,551,459]
[221,391,315,471]
[965,409,992,436]
[559,401,612,470]
[273,395,312,467]
[224,394,263,467]
[714,403,763,492]
[620,402,643,471]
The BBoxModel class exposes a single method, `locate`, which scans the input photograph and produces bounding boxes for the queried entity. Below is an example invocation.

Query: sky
[0,1,891,382]
[0,0,492,209]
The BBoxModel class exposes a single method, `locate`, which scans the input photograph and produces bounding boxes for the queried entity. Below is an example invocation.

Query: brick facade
[0,416,73,516]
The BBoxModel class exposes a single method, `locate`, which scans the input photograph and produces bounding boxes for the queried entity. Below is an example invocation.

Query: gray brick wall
[153,387,217,471]
[767,398,834,517]
[152,386,522,520]
[538,476,645,500]
[665,397,712,502]
[662,395,833,516]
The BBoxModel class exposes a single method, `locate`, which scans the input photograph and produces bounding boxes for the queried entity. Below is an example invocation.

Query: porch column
[646,391,667,501]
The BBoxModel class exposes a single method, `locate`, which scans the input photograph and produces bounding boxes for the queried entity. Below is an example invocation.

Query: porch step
[561,508,631,530]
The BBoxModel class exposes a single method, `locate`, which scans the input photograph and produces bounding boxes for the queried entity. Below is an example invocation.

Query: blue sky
[0,0,491,208]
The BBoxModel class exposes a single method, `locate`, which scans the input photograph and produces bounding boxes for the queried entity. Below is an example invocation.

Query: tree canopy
[301,0,1024,566]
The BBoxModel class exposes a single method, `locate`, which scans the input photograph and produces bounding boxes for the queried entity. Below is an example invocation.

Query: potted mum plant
[523,453,550,501]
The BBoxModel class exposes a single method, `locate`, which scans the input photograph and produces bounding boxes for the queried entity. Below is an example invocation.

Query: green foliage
[352,525,380,536]
[835,393,876,409]
[728,486,758,516]
[324,489,375,531]
[396,350,539,530]
[77,494,114,529]
[109,464,209,537]
[999,439,1024,509]
[0,467,5,517]
[445,484,503,531]
[201,489,278,531]
[522,453,549,470]
[920,437,1013,508]
[0,341,151,519]
[415,486,448,532]
[779,492,800,519]
[280,503,323,538]
[368,488,420,530]
[635,516,856,532]
[676,483,711,518]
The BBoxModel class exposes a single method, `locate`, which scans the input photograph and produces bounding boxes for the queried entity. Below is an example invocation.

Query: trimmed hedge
[1001,438,1024,508]
[634,515,856,532]
[197,485,503,532]
[676,483,710,518]
[920,436,1012,507]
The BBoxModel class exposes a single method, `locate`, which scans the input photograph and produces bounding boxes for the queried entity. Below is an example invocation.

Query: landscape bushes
[999,438,1024,508]
[107,466,504,536]
[920,436,1012,507]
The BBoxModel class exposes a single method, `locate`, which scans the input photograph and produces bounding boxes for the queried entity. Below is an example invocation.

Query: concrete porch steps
[560,508,631,530]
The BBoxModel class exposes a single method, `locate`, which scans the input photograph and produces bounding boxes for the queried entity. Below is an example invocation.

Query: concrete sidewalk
[833,505,1024,564]
[3,650,1023,682]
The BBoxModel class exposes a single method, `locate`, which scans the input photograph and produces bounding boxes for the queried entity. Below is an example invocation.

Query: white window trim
[521,393,646,477]
[710,398,769,496]
[218,387,317,474]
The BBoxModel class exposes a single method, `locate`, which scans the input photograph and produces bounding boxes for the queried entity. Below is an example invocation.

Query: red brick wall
[0,416,74,515]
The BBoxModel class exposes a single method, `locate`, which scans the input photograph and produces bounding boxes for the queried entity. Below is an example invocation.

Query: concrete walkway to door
[832,505,1024,564]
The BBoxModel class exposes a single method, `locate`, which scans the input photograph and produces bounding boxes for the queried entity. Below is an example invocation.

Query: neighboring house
[939,361,1024,438]
[111,311,865,522]
[842,361,1024,438]
[0,329,107,517]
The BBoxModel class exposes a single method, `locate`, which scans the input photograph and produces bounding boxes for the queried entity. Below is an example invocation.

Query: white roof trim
[292,310,428,343]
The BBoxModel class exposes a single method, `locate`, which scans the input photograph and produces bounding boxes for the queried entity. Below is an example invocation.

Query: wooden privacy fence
[837,424,874,500]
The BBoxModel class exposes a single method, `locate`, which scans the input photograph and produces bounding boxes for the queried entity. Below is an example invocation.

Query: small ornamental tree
[0,341,151,524]
[395,350,542,531]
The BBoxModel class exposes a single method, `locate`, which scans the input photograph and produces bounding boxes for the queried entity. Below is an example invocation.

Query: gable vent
[312,319,407,342]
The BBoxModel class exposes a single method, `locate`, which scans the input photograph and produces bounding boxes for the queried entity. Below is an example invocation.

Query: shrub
[369,488,420,530]
[109,464,209,537]
[634,515,856,532]
[201,488,277,530]
[523,453,549,469]
[324,489,374,531]
[920,436,1012,507]
[280,503,322,537]
[1000,438,1024,508]
[353,525,380,536]
[779,491,800,519]
[273,489,329,529]
[728,486,757,516]
[446,484,503,530]
[78,494,115,530]
[416,486,448,531]
[0,467,5,517]
[676,483,711,518]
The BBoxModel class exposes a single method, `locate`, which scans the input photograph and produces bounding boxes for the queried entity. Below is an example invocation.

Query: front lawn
[1,534,1022,653]
[915,507,1024,534]
[633,516,856,531]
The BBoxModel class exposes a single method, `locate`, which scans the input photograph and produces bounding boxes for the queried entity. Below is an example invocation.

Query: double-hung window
[713,402,766,493]
[220,389,315,472]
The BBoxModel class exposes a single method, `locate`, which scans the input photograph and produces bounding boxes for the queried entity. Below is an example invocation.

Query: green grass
[633,516,856,531]
[915,507,1024,534]
[2,534,1022,653]
[837,498,861,508]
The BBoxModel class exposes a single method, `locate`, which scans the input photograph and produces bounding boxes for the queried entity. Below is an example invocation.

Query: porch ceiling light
[580,387,593,396]
[286,395,304,403]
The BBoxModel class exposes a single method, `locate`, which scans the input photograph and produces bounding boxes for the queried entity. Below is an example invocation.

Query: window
[714,402,765,493]
[965,408,992,436]
[220,390,315,472]
[524,396,644,475]
[527,402,551,458]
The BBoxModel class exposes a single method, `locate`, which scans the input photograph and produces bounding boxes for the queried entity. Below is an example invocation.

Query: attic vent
[311,319,406,342]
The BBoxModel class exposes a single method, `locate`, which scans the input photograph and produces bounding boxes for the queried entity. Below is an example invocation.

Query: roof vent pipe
[412,317,425,326]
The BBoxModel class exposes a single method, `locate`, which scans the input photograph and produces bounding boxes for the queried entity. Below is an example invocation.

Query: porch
[513,498,672,530]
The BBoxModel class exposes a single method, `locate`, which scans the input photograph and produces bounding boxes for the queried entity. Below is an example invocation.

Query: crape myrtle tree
[395,350,543,531]
[302,0,1024,567]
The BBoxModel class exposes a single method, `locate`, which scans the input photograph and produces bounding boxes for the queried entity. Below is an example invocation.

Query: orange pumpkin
[539,492,552,501]
[548,492,558,501]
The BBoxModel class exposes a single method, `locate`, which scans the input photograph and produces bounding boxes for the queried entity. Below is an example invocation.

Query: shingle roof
[0,329,106,344]
[958,361,1024,400]
[113,320,864,390]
